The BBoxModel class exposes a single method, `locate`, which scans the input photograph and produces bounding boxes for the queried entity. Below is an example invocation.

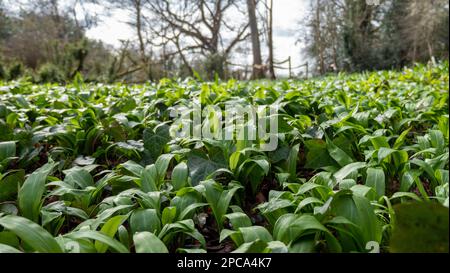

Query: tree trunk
[315,0,325,74]
[134,0,151,80]
[247,0,264,79]
[267,0,276,79]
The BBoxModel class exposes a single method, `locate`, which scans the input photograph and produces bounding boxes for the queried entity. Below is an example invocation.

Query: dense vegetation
[0,63,448,253]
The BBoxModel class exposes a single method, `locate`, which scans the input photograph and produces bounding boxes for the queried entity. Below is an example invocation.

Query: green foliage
[390,203,449,253]
[0,63,447,253]
[0,62,6,80]
[7,62,23,80]
[38,63,65,83]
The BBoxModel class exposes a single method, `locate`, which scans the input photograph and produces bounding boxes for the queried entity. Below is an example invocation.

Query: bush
[22,68,37,83]
[0,62,6,80]
[7,62,24,80]
[203,53,227,80]
[38,63,65,83]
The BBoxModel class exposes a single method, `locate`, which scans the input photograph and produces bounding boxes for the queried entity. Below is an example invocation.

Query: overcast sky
[85,0,310,76]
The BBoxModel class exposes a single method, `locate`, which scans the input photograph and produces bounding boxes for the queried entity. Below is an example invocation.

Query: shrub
[7,62,24,80]
[0,62,6,80]
[38,63,65,83]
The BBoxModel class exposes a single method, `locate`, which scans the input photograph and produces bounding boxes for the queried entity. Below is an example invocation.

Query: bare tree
[104,0,154,80]
[147,0,250,76]
[247,0,263,79]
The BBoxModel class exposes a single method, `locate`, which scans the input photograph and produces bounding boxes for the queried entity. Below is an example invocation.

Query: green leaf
[177,248,207,253]
[430,130,445,155]
[224,212,252,229]
[0,215,62,253]
[95,215,128,253]
[129,209,161,234]
[18,161,57,222]
[171,162,188,191]
[377,147,396,163]
[304,139,335,169]
[333,162,366,182]
[162,206,177,225]
[229,151,242,172]
[133,231,168,253]
[239,226,273,243]
[0,243,21,253]
[232,239,268,253]
[330,192,382,246]
[390,192,422,202]
[365,168,385,197]
[201,180,242,230]
[158,219,206,247]
[286,144,300,178]
[178,202,208,221]
[393,128,411,149]
[276,213,341,252]
[187,151,226,186]
[63,167,94,189]
[326,136,353,167]
[400,171,415,192]
[0,170,25,202]
[155,153,174,182]
[141,164,158,192]
[65,230,128,253]
[143,124,170,161]
[390,203,448,253]
[296,197,324,213]
[0,141,15,162]
[120,161,144,177]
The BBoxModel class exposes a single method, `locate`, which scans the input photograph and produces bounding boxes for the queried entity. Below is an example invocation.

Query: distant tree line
[0,0,448,83]
[0,0,278,82]
[0,0,117,82]
[300,0,449,75]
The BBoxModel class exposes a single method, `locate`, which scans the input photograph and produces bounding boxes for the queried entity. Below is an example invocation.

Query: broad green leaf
[95,215,128,253]
[390,203,448,253]
[141,164,158,192]
[162,206,177,225]
[143,124,170,161]
[187,151,226,186]
[430,130,445,155]
[133,231,168,253]
[201,180,242,230]
[333,162,366,182]
[0,170,25,202]
[65,230,128,253]
[304,139,335,169]
[393,128,411,149]
[330,192,382,247]
[155,153,174,181]
[239,226,273,243]
[232,239,268,253]
[0,141,15,162]
[171,162,188,191]
[326,136,353,167]
[273,214,336,247]
[18,161,57,222]
[365,168,385,197]
[130,209,161,235]
[0,243,21,253]
[63,167,94,189]
[0,215,62,253]
[224,212,252,229]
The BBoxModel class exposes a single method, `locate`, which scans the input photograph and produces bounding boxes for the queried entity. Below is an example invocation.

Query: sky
[85,0,310,76]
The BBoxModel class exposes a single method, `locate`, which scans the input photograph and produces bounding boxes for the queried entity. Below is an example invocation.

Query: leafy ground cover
[0,63,448,253]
